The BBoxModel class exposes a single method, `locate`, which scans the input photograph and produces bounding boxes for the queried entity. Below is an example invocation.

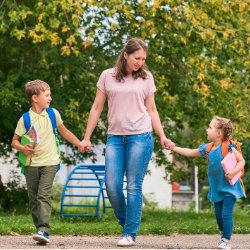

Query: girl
[172,116,245,249]
[79,38,174,246]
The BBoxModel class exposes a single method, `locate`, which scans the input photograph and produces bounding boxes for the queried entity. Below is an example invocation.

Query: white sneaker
[117,236,135,247]
[218,238,231,249]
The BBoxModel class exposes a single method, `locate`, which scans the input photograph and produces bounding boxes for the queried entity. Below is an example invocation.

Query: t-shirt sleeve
[228,143,238,152]
[53,108,63,127]
[14,116,26,136]
[96,70,107,95]
[198,143,209,159]
[146,71,157,98]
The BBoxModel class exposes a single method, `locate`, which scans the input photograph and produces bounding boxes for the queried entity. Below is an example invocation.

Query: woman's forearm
[84,108,103,140]
[149,110,166,138]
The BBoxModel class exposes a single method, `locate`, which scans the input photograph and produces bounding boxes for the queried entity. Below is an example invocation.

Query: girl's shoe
[117,236,135,247]
[218,238,231,249]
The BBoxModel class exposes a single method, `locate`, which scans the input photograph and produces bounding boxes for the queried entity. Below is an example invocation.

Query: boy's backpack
[21,108,61,174]
[205,140,246,197]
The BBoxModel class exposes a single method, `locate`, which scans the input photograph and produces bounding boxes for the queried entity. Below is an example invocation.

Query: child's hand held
[78,139,93,153]
[169,141,175,150]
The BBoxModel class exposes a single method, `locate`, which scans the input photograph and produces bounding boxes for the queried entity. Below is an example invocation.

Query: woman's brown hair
[114,38,148,82]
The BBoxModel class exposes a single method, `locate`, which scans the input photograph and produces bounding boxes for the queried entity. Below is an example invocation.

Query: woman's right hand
[78,139,93,153]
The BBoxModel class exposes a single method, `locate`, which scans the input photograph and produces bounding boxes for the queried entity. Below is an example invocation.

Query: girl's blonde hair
[213,116,233,141]
[114,37,148,82]
[25,80,50,104]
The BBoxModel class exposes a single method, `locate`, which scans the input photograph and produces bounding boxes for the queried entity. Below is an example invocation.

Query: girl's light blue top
[199,143,245,203]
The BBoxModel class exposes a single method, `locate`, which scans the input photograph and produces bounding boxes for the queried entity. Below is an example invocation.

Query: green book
[18,134,35,166]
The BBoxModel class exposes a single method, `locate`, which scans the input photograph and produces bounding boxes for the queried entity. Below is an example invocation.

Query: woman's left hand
[161,137,175,150]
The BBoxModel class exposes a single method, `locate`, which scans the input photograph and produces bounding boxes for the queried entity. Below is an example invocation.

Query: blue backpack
[21,107,61,174]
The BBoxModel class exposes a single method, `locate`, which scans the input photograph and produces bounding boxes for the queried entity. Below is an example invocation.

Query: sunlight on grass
[0,206,249,235]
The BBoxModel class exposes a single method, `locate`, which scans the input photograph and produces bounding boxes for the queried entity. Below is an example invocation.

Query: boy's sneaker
[218,238,231,249]
[117,236,135,247]
[33,231,50,244]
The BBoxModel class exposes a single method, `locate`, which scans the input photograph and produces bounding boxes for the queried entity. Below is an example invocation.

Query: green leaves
[0,0,249,176]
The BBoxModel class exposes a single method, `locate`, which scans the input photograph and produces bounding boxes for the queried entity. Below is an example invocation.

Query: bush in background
[0,173,29,214]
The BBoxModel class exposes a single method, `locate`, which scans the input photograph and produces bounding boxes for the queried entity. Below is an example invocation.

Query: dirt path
[0,234,249,249]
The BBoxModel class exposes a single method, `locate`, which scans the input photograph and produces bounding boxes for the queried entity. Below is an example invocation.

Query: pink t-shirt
[97,68,156,135]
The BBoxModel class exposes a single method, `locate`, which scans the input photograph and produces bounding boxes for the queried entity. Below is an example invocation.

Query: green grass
[0,206,249,236]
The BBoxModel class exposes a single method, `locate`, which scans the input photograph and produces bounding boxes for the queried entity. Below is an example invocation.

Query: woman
[79,38,174,246]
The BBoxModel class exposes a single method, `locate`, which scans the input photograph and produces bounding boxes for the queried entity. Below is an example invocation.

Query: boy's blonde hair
[213,116,233,141]
[25,80,50,104]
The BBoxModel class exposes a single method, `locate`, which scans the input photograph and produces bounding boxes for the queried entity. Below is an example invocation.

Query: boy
[12,80,81,244]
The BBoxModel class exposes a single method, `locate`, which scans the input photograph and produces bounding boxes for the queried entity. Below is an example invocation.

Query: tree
[0,0,249,182]
[0,0,107,162]
[242,138,250,203]
[84,0,249,179]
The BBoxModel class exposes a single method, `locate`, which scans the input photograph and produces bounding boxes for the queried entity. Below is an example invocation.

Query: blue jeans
[105,132,154,240]
[214,195,236,240]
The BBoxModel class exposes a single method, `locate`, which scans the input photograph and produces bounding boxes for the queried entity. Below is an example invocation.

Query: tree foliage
[0,0,249,180]
[0,0,106,161]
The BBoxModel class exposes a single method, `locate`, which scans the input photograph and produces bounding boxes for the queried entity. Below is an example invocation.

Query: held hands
[79,137,175,153]
[161,137,175,150]
[23,144,36,156]
[78,139,93,153]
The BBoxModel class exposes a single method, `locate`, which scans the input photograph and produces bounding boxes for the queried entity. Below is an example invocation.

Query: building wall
[172,191,194,210]
[0,156,26,185]
[143,157,172,208]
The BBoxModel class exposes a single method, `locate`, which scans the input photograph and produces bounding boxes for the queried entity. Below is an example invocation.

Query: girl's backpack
[205,140,246,197]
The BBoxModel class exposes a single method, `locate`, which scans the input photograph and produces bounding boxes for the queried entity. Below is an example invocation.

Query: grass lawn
[0,207,249,236]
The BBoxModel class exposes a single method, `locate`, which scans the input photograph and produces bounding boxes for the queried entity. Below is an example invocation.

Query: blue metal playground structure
[60,165,127,218]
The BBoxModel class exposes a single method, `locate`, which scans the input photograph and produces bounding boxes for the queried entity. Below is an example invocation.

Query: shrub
[0,173,29,214]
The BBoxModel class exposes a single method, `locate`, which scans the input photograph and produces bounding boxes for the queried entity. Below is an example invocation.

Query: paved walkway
[0,234,249,249]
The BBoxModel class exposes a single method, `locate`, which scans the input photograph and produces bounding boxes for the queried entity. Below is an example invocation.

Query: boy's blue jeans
[105,132,154,241]
[25,165,58,235]
[214,195,236,240]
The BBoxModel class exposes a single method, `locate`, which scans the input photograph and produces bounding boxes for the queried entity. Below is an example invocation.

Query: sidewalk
[0,234,249,249]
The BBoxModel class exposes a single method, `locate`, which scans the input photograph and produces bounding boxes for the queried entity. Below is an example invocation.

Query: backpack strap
[46,108,57,135]
[205,142,214,162]
[221,140,230,158]
[206,141,230,161]
[22,112,31,131]
[239,178,247,198]
[46,108,61,171]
